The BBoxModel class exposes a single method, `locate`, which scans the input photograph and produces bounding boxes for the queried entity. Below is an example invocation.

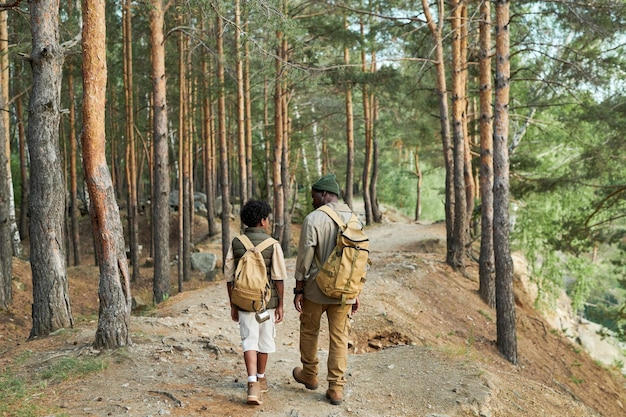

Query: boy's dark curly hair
[240,199,271,228]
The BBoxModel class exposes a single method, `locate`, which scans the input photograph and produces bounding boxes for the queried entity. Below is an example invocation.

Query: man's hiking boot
[246,381,262,405]
[292,367,318,390]
[325,388,343,405]
[258,376,268,393]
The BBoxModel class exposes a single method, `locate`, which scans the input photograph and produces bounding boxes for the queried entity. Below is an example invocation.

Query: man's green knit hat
[312,173,341,196]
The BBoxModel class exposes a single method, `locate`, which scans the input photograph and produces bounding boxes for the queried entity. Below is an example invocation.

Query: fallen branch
[148,390,184,407]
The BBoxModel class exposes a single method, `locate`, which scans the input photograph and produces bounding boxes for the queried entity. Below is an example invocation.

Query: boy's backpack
[230,235,277,312]
[315,206,370,304]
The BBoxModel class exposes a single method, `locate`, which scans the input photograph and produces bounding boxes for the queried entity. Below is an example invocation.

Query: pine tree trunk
[216,11,231,264]
[450,0,468,271]
[478,0,496,309]
[460,3,475,222]
[414,148,422,221]
[243,17,253,201]
[28,0,74,339]
[0,81,10,309]
[344,16,354,209]
[280,46,292,254]
[17,96,28,241]
[182,31,191,285]
[422,0,454,264]
[272,30,285,246]
[150,0,171,304]
[263,79,273,201]
[235,0,247,207]
[201,32,218,237]
[82,0,132,348]
[0,11,19,258]
[123,0,139,282]
[494,0,517,365]
[369,57,382,223]
[68,65,81,266]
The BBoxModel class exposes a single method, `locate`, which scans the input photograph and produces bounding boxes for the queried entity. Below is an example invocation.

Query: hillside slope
[1,211,625,416]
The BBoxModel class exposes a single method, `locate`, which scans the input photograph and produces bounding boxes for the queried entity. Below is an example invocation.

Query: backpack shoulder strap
[318,205,347,229]
[255,237,278,253]
[236,234,255,251]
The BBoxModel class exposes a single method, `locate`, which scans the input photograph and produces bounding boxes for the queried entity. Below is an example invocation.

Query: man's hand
[275,306,284,323]
[294,293,304,313]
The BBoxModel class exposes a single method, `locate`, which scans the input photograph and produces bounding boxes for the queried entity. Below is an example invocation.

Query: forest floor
[1,206,626,417]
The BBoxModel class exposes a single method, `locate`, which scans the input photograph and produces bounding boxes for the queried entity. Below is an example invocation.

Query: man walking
[292,173,361,405]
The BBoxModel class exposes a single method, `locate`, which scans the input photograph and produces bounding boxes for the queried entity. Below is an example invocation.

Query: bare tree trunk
[422,0,454,264]
[368,57,382,223]
[414,148,422,221]
[183,51,192,285]
[243,17,253,200]
[177,25,189,289]
[478,0,495,309]
[202,41,218,237]
[272,29,285,245]
[81,0,132,348]
[123,0,139,282]
[0,11,20,259]
[150,0,171,304]
[344,15,354,209]
[215,10,231,264]
[360,19,372,224]
[450,0,468,271]
[17,96,29,241]
[263,78,272,201]
[494,0,517,364]
[67,64,81,266]
[27,0,74,339]
[235,0,247,207]
[0,78,10,309]
[280,44,292,253]
[460,2,474,223]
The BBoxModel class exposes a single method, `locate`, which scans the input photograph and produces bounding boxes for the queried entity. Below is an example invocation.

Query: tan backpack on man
[315,206,370,304]
[230,235,277,312]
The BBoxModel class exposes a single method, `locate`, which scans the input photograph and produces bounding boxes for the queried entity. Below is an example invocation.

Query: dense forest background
[0,0,625,350]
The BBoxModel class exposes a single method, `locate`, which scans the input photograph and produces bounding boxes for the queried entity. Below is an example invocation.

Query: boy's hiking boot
[246,381,262,405]
[325,388,343,405]
[292,367,318,390]
[258,376,268,393]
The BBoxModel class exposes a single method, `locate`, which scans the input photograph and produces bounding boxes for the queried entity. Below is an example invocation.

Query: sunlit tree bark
[478,0,496,308]
[82,0,132,349]
[123,0,139,282]
[150,0,171,304]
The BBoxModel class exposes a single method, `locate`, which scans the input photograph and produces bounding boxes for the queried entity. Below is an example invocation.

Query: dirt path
[3,216,623,417]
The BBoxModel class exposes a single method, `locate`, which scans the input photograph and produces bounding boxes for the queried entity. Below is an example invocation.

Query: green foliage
[377,159,445,221]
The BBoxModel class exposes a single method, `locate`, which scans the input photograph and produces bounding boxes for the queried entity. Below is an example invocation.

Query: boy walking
[225,200,286,405]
